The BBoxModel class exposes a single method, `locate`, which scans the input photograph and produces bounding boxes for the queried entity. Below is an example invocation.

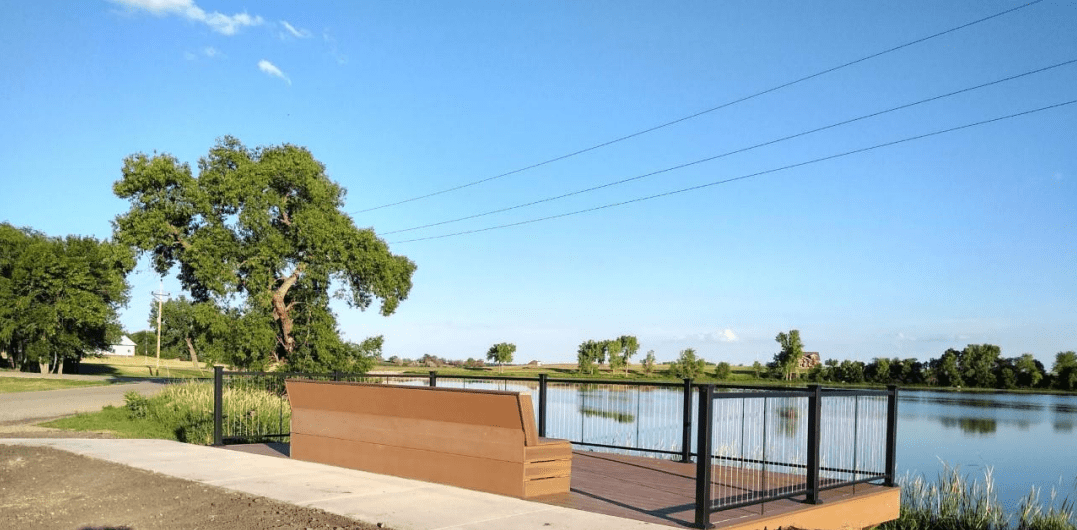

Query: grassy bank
[78,355,209,379]
[0,376,111,393]
[881,466,1076,530]
[43,381,288,444]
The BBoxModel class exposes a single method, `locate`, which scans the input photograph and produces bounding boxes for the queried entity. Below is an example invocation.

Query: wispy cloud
[323,30,348,65]
[111,0,264,35]
[203,46,220,58]
[279,20,311,39]
[257,59,290,85]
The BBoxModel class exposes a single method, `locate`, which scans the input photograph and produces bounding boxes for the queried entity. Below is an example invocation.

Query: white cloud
[111,0,264,35]
[203,46,220,58]
[717,329,738,342]
[257,59,290,84]
[279,20,311,39]
[323,30,348,65]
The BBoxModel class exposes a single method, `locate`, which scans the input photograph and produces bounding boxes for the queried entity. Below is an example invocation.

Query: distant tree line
[799,345,1077,391]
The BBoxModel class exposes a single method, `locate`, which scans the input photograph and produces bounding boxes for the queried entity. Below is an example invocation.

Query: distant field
[0,377,111,394]
[79,355,210,379]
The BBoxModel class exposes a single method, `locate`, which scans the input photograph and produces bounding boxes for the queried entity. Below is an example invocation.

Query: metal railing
[209,368,897,525]
[694,384,898,527]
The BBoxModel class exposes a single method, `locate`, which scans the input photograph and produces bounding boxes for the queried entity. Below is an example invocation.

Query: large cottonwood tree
[112,137,416,370]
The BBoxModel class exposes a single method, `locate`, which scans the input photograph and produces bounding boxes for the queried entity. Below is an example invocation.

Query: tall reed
[881,466,1076,530]
[124,381,289,445]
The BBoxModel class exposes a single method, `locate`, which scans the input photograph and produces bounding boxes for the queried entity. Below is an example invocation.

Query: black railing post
[538,373,548,437]
[332,371,341,382]
[429,370,437,387]
[694,384,714,529]
[885,385,899,487]
[806,384,822,504]
[212,366,223,446]
[681,377,693,462]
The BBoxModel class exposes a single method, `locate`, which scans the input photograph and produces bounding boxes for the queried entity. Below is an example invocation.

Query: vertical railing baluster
[694,385,714,529]
[806,385,822,504]
[538,373,547,437]
[429,370,437,387]
[885,385,899,487]
[682,378,693,462]
[213,366,223,446]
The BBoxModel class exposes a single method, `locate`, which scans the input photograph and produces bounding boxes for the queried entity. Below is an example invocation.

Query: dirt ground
[0,429,382,530]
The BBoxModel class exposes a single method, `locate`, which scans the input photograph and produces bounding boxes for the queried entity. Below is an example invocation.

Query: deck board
[223,444,896,529]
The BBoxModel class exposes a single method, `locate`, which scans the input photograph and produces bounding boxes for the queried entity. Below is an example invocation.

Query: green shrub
[122,381,289,445]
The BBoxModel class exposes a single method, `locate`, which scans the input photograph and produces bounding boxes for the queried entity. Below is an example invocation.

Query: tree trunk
[56,359,64,375]
[39,361,48,374]
[271,264,305,362]
[185,336,200,368]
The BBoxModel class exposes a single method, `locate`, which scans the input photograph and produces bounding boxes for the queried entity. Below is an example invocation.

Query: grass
[42,404,177,439]
[879,466,1076,530]
[78,355,210,379]
[42,381,289,445]
[0,376,111,393]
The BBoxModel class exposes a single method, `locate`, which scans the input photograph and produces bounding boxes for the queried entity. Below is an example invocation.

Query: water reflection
[939,416,997,435]
[773,404,801,438]
[578,386,637,424]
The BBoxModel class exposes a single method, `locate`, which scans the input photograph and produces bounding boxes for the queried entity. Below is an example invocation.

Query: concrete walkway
[0,438,668,530]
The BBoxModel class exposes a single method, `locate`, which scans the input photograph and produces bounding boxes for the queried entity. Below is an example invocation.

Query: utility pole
[152,281,170,375]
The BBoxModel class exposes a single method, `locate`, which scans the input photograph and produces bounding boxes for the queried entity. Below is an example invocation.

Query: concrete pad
[0,439,672,530]
[307,484,557,530]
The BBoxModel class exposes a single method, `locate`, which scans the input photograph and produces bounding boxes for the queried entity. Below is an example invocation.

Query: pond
[897,389,1077,510]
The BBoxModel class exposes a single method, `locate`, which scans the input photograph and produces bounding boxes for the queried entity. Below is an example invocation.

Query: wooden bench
[285,380,572,498]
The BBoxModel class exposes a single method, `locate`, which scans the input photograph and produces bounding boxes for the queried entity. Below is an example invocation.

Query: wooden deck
[223,444,899,529]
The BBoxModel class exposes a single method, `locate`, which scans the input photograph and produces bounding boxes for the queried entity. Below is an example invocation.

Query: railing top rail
[545,377,685,387]
[712,389,811,399]
[821,389,890,397]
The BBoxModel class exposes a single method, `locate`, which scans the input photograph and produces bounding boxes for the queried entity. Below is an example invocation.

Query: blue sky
[1,1,1074,365]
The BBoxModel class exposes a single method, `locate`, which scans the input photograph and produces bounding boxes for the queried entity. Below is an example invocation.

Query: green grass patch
[0,376,111,394]
[41,381,289,445]
[78,355,210,379]
[41,405,177,439]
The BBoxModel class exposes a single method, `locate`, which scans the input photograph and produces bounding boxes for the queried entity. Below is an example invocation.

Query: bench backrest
[286,380,543,458]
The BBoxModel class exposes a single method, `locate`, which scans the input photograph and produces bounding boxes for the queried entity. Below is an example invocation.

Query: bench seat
[286,380,572,498]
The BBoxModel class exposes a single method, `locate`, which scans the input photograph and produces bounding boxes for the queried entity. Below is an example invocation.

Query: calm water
[897,389,1077,510]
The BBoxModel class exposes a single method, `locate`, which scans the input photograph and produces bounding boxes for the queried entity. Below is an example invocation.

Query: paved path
[0,380,166,424]
[1,439,666,530]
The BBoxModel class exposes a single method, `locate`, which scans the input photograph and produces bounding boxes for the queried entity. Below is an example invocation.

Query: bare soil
[0,443,382,529]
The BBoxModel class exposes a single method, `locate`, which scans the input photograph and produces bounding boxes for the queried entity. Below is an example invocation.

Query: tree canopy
[0,223,133,373]
[112,137,416,370]
[485,342,516,373]
[670,348,706,379]
[773,330,804,380]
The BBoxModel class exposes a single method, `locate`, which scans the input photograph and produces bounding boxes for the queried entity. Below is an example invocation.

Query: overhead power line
[383,58,1077,235]
[388,98,1076,244]
[356,0,1044,214]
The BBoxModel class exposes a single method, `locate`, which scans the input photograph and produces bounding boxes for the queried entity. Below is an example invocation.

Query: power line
[388,98,1076,244]
[356,0,1044,214]
[383,58,1077,235]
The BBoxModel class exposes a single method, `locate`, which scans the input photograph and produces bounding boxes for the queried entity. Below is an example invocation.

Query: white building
[108,336,137,357]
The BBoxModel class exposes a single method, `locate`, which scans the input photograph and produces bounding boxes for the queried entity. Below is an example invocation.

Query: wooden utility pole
[152,281,170,375]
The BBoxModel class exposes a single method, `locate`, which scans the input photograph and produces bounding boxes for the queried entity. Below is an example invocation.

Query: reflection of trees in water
[772,404,801,439]
[939,416,997,435]
[1053,421,1074,433]
[578,386,637,424]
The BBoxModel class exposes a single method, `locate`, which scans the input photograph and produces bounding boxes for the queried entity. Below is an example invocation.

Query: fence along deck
[212,368,900,528]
